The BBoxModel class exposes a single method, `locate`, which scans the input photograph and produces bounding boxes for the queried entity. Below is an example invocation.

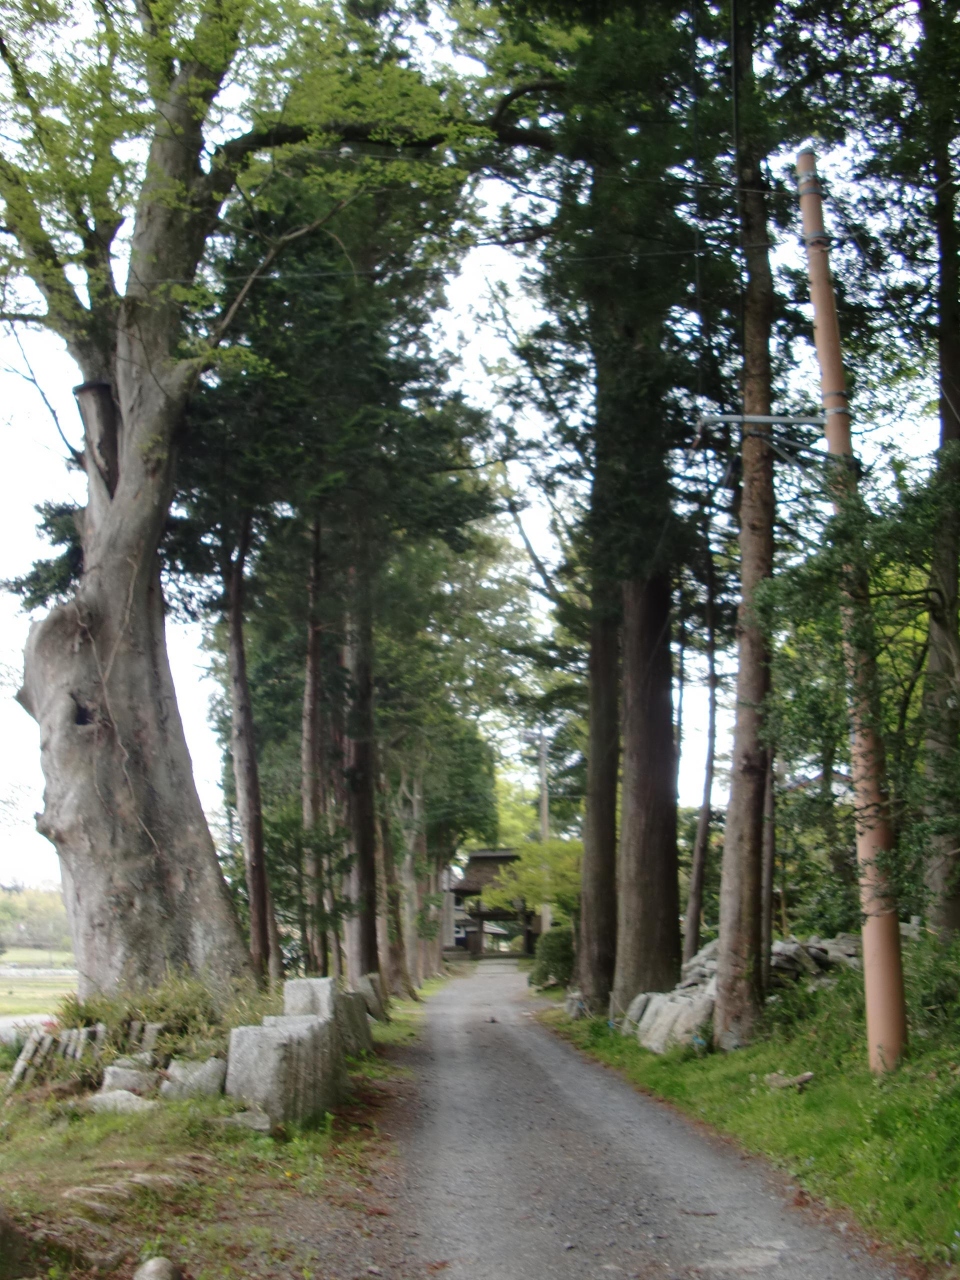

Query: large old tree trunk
[714,3,776,1048]
[13,30,261,995]
[21,385,250,997]
[611,571,680,1014]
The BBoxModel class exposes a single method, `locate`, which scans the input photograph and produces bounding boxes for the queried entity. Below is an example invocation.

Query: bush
[529,927,575,989]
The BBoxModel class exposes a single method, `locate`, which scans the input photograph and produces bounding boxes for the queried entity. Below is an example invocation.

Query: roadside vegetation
[0,983,435,1279]
[545,935,960,1268]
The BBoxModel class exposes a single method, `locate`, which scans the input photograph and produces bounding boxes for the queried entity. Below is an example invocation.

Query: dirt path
[393,958,902,1280]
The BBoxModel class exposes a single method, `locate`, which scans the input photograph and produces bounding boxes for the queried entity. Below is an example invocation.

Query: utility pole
[524,728,553,934]
[797,147,907,1073]
[538,730,550,843]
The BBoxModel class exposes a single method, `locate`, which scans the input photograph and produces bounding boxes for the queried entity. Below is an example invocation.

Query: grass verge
[543,947,960,1269]
[369,974,447,1052]
[0,976,443,1278]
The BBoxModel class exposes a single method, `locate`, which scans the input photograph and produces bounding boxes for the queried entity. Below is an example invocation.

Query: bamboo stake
[797,147,907,1073]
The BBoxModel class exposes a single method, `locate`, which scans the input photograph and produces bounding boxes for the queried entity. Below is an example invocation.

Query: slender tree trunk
[345,560,379,977]
[578,395,621,1014]
[684,544,718,962]
[296,842,309,975]
[612,571,680,1013]
[300,518,326,973]
[798,146,907,1073]
[922,95,960,934]
[579,586,621,1012]
[379,805,417,997]
[225,520,272,982]
[266,877,283,985]
[760,751,776,994]
[714,8,776,1048]
[401,841,422,986]
[821,744,855,889]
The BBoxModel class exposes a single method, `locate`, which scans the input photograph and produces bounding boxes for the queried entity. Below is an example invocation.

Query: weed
[56,972,281,1060]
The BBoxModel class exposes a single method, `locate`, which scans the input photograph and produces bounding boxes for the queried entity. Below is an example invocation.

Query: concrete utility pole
[524,728,553,934]
[538,731,550,843]
[537,730,552,931]
[797,147,907,1073]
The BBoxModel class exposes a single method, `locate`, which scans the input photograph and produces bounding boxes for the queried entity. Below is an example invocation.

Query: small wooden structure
[446,849,541,957]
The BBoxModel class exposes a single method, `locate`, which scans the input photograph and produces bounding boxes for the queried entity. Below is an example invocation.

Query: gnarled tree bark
[9,14,284,996]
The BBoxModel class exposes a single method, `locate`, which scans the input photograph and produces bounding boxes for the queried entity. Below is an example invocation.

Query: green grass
[0,972,426,1279]
[1,947,75,968]
[369,975,447,1049]
[0,1087,352,1278]
[0,977,76,1016]
[545,951,960,1267]
[0,948,78,1017]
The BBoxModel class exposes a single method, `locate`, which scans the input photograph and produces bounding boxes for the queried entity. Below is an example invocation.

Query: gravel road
[400,958,901,1280]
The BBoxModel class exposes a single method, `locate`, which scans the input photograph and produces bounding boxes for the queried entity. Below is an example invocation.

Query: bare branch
[3,323,83,463]
[505,495,563,605]
[198,120,447,207]
[207,191,368,348]
[488,79,564,127]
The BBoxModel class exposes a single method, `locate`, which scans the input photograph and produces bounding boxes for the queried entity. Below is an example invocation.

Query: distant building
[444,849,542,956]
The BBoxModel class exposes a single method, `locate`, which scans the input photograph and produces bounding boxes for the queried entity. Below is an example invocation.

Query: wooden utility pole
[797,147,907,1073]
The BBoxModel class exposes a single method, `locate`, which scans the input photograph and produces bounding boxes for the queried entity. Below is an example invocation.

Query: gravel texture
[399,958,902,1280]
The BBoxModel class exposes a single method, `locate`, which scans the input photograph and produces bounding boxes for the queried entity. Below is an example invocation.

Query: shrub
[529,927,575,989]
